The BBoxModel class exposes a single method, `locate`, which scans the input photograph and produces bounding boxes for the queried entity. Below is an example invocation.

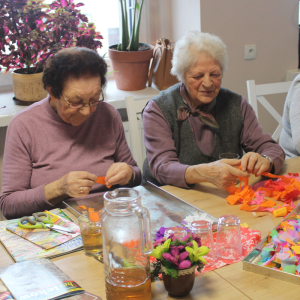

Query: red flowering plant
[0,0,103,74]
[150,227,210,279]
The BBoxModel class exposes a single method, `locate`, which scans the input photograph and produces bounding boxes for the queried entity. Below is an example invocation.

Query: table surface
[1,157,300,299]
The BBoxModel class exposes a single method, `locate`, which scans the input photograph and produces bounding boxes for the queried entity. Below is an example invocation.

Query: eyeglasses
[60,90,104,109]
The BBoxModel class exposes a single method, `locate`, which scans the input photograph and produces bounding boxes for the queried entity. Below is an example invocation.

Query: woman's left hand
[240,152,271,176]
[105,162,133,186]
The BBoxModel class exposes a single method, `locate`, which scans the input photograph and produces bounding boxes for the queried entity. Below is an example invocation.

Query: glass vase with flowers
[151,227,210,297]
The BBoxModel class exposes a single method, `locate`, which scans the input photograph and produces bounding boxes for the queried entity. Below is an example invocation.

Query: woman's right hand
[185,159,250,189]
[58,171,98,198]
[45,171,98,203]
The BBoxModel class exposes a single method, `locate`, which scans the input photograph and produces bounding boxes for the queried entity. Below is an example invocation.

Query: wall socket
[244,45,256,60]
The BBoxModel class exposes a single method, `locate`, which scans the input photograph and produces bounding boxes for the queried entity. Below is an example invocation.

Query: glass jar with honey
[102,188,152,300]
[78,210,102,257]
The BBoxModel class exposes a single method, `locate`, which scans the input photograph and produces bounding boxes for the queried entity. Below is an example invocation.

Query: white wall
[147,0,299,135]
[147,0,201,43]
[200,0,298,97]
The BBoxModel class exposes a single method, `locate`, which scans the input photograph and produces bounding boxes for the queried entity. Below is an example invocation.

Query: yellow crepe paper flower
[185,240,209,264]
[151,238,171,260]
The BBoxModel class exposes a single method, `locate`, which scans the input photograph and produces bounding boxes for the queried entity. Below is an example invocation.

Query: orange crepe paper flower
[95,176,112,189]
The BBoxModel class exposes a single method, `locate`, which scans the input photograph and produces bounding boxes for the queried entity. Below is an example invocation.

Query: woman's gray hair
[171,31,228,82]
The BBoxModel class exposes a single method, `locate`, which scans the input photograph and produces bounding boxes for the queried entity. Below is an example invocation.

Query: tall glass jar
[102,188,152,300]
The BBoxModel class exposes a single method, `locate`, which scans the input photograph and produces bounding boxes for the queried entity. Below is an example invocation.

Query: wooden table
[1,157,300,299]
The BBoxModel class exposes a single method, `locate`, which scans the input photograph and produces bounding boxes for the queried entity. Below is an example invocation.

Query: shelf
[0,80,160,128]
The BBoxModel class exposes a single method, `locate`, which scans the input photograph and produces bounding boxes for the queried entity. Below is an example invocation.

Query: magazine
[0,209,83,262]
[6,211,81,250]
[0,278,13,300]
[0,259,84,300]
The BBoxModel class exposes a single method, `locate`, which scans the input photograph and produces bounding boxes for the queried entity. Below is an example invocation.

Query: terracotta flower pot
[162,265,196,297]
[12,69,48,103]
[108,43,154,91]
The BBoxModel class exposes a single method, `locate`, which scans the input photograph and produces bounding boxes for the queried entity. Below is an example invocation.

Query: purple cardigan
[143,91,285,188]
[0,98,141,219]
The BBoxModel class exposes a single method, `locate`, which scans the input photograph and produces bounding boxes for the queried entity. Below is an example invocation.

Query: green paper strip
[282,265,296,274]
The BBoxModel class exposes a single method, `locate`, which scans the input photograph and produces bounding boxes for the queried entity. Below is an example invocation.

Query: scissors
[18,212,75,235]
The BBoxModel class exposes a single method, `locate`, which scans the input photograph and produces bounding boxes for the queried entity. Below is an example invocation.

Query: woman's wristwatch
[262,155,274,173]
[126,173,134,185]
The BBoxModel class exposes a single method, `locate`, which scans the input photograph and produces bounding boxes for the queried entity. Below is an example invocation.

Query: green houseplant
[0,0,103,103]
[108,0,153,91]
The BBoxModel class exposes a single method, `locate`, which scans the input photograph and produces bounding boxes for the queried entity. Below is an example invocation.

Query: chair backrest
[125,95,151,170]
[246,80,293,141]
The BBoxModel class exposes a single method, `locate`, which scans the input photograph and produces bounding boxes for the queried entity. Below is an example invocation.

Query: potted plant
[151,227,210,297]
[0,0,103,104]
[108,0,153,91]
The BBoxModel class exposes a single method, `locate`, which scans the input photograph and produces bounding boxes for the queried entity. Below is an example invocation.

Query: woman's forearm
[44,180,68,206]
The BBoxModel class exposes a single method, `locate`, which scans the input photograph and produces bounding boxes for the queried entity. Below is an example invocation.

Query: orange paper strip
[95,176,112,188]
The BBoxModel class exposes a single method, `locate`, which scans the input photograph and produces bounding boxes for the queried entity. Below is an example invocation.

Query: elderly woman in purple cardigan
[142,30,284,188]
[1,47,141,219]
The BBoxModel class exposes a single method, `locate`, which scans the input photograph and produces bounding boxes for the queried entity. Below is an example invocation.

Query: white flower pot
[12,70,48,102]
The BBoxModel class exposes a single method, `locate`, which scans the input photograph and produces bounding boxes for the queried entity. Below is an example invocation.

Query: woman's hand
[240,152,271,176]
[45,171,98,202]
[105,162,133,186]
[185,159,250,189]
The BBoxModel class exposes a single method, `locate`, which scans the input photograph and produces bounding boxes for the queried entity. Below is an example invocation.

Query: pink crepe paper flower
[162,246,191,270]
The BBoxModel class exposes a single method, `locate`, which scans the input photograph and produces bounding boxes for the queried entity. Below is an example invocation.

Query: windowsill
[0,77,160,127]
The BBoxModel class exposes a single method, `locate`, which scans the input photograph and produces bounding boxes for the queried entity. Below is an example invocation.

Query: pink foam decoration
[279,231,296,242]
[287,229,298,239]
[248,199,262,205]
[285,175,300,181]
[276,252,291,260]
[261,207,276,212]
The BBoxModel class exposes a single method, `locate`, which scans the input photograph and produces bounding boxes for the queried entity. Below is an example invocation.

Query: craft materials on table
[255,214,300,275]
[18,212,76,234]
[6,210,81,249]
[0,258,84,300]
[226,171,300,216]
[0,208,83,262]
[150,225,261,276]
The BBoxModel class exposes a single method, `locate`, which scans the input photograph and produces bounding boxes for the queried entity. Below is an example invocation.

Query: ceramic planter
[162,265,196,297]
[108,43,154,91]
[12,70,48,103]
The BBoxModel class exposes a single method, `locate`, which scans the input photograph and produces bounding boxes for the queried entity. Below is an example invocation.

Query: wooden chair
[246,80,293,141]
[125,96,151,170]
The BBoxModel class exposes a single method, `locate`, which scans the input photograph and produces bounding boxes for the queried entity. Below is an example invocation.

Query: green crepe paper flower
[151,238,171,260]
[185,240,210,264]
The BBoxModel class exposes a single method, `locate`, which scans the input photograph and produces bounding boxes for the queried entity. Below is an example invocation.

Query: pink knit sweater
[0,98,141,219]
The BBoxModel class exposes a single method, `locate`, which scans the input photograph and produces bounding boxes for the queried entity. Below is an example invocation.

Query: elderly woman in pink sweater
[0,47,141,219]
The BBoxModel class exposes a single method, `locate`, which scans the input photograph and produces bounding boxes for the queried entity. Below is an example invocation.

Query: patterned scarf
[177,83,219,132]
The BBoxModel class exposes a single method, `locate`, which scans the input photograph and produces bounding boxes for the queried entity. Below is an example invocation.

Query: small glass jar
[191,220,216,266]
[164,227,187,240]
[78,211,102,257]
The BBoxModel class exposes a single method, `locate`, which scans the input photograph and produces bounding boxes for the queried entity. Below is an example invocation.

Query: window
[76,0,120,56]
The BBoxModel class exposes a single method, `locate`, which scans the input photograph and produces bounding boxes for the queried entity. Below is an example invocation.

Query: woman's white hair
[171,31,228,82]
